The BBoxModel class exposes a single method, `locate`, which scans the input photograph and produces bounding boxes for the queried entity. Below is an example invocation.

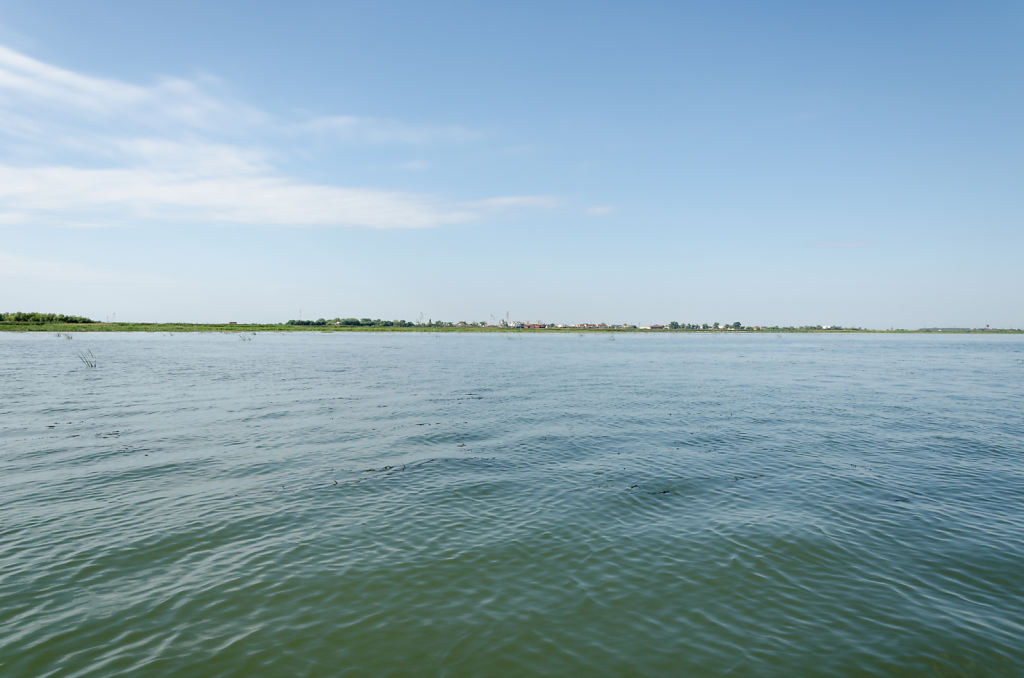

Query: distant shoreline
[2,323,1021,334]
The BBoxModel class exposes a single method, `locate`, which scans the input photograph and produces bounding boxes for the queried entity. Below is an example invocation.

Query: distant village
[285,317,865,331]
[281,317,1018,332]
[460,320,860,331]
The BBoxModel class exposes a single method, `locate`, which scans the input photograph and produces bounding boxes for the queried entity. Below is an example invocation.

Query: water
[2,332,1022,676]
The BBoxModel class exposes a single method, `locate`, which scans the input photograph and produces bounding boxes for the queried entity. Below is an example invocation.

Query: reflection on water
[1,332,1022,676]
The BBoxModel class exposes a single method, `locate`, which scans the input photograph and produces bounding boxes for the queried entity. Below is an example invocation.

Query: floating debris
[363,464,406,473]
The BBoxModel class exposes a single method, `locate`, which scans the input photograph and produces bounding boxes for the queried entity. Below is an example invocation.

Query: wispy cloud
[0,44,552,229]
[0,45,266,130]
[0,164,475,228]
[0,44,146,111]
[585,205,614,216]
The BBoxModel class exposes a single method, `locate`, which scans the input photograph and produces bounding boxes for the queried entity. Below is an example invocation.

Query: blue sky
[1,1,1021,328]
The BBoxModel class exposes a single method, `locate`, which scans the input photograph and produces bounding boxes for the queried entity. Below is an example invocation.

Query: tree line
[1,312,95,324]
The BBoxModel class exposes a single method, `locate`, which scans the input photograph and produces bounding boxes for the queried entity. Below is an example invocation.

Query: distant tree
[669,321,680,330]
[732,321,742,329]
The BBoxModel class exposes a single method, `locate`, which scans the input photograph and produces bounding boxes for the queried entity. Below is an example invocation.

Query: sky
[1,1,1021,328]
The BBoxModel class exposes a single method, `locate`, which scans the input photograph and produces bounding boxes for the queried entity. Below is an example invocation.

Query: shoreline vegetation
[1,313,1021,333]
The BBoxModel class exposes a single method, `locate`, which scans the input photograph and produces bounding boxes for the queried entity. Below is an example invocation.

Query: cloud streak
[0,44,552,229]
[0,164,476,228]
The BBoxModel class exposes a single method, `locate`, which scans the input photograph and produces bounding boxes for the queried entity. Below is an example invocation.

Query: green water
[2,332,1022,676]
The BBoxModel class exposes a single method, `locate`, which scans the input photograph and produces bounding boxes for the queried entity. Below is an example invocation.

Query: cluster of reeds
[77,349,97,368]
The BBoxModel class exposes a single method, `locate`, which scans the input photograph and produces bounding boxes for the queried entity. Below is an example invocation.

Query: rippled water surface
[2,332,1023,676]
